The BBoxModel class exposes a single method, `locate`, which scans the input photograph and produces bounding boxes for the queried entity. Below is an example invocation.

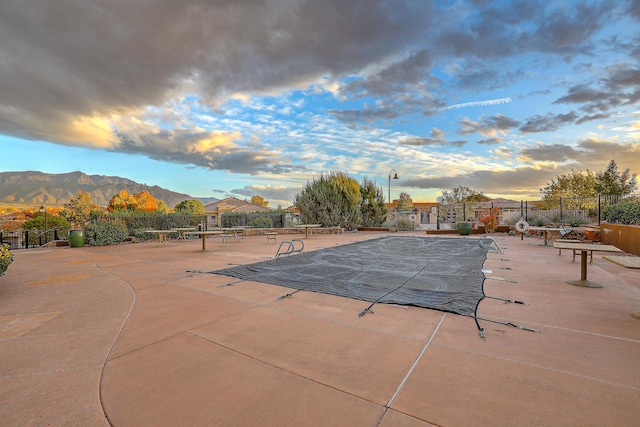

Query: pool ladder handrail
[275,239,305,258]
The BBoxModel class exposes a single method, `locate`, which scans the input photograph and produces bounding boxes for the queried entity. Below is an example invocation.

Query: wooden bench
[264,232,278,243]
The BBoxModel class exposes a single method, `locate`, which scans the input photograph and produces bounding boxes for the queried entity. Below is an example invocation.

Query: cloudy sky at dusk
[1,0,639,207]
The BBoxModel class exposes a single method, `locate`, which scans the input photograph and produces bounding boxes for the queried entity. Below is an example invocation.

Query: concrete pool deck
[1,232,639,426]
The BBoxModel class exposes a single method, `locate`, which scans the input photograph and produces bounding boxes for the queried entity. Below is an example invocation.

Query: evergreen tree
[294,171,362,229]
[396,192,414,211]
[359,177,387,227]
[595,160,637,195]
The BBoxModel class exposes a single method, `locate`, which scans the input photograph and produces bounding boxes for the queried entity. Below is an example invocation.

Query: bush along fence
[221,212,287,228]
[100,213,207,243]
[101,213,207,234]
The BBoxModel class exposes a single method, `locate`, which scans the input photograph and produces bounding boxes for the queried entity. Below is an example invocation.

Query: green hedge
[84,219,129,246]
[0,244,13,276]
[249,216,273,228]
[602,200,640,225]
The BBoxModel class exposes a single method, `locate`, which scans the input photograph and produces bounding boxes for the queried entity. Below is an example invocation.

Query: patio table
[183,230,224,251]
[553,242,623,288]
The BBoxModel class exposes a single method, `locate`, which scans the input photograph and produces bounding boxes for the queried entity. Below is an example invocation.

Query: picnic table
[220,227,246,241]
[294,224,321,239]
[145,230,176,245]
[183,230,224,251]
[528,226,571,246]
[553,242,623,288]
[171,227,197,239]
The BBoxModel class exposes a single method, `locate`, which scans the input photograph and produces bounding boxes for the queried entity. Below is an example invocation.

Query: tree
[539,160,638,209]
[108,189,139,212]
[359,177,387,227]
[133,191,158,212]
[479,207,500,233]
[540,169,597,206]
[156,199,169,213]
[294,171,362,229]
[61,190,99,225]
[251,195,269,208]
[396,192,414,211]
[174,199,205,215]
[594,160,637,195]
[437,186,484,204]
[22,214,70,230]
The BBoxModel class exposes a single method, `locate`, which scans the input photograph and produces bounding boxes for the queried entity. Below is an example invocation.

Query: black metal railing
[433,193,639,228]
[0,228,69,250]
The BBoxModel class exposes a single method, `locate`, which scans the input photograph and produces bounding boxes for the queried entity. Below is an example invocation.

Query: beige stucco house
[204,197,271,227]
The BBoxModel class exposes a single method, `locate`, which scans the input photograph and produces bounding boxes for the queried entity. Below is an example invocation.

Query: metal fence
[1,214,207,249]
[221,212,287,228]
[0,228,69,250]
[109,214,206,235]
[435,193,639,228]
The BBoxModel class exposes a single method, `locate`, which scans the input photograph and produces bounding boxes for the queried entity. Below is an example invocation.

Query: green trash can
[68,230,85,247]
[456,222,472,235]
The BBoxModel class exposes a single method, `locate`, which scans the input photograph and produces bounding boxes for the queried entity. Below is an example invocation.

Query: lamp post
[39,205,47,231]
[388,169,399,210]
[40,205,48,244]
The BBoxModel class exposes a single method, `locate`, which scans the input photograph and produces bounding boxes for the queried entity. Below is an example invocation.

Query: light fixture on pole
[40,204,47,232]
[388,169,399,210]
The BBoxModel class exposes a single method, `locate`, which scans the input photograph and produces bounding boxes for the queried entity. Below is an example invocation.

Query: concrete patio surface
[1,231,639,426]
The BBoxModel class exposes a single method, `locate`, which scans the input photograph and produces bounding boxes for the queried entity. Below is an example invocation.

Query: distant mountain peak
[0,171,216,207]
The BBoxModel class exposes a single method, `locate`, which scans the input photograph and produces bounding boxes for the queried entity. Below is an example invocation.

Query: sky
[1,0,639,208]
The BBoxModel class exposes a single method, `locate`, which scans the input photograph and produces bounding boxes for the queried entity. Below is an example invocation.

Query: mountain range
[0,171,217,208]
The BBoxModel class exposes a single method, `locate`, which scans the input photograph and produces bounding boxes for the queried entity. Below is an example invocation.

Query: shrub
[130,228,158,242]
[602,200,640,225]
[249,216,273,228]
[84,219,129,246]
[294,171,362,229]
[22,214,70,230]
[0,244,13,277]
[562,216,589,227]
[395,219,414,231]
[526,216,549,227]
[479,207,499,232]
